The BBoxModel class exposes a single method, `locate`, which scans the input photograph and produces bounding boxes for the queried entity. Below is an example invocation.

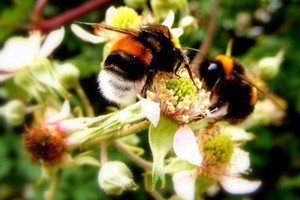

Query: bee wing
[235,72,284,110]
[75,22,141,37]
[140,24,171,39]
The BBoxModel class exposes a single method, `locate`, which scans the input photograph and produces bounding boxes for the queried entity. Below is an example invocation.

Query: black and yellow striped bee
[79,22,194,107]
[199,55,258,123]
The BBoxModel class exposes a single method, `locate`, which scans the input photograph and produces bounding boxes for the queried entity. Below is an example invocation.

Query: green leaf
[149,115,180,189]
[0,0,35,42]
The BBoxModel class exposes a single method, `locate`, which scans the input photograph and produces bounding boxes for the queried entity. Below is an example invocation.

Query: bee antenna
[74,21,96,25]
[181,47,201,52]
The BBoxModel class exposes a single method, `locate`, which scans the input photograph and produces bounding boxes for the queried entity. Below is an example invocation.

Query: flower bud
[56,63,80,89]
[14,68,45,101]
[257,49,285,79]
[98,161,138,195]
[179,15,198,35]
[2,100,26,125]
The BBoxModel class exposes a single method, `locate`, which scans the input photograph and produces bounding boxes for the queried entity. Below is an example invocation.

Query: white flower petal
[105,6,117,25]
[173,125,202,166]
[207,184,221,197]
[0,34,40,70]
[222,125,254,141]
[0,73,14,82]
[162,11,175,28]
[140,98,160,127]
[172,170,197,200]
[71,24,106,44]
[228,148,250,175]
[170,27,184,38]
[38,27,65,57]
[56,119,87,135]
[219,176,261,194]
[46,100,70,124]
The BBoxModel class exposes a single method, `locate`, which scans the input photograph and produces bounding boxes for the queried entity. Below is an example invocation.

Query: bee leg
[206,101,229,120]
[141,73,154,97]
[184,63,200,91]
[208,101,223,112]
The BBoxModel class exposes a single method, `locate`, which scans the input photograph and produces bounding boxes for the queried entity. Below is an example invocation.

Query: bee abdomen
[104,51,146,81]
[98,70,138,107]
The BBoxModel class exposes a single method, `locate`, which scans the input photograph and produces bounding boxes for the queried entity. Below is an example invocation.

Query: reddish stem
[33,0,49,22]
[191,0,220,75]
[32,0,114,33]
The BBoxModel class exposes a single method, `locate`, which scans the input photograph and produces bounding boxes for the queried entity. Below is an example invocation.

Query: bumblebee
[80,22,193,107]
[199,55,257,123]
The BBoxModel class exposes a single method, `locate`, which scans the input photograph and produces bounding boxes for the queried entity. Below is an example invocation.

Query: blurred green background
[0,0,300,199]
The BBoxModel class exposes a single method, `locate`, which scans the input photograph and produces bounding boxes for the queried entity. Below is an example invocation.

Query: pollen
[165,76,195,102]
[152,69,211,123]
[202,135,234,166]
[23,123,66,165]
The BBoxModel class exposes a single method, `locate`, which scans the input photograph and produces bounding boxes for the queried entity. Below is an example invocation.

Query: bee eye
[208,63,218,71]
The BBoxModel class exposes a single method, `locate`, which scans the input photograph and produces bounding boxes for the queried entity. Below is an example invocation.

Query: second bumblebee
[198,55,257,123]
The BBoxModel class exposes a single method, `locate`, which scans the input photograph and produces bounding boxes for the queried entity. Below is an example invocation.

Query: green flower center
[110,6,141,28]
[165,76,195,102]
[202,135,234,165]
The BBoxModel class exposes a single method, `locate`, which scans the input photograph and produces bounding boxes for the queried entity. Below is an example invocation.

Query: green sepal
[195,175,215,197]
[164,157,195,174]
[29,58,69,98]
[149,115,179,189]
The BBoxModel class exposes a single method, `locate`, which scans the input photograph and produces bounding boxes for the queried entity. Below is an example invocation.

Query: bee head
[199,59,225,90]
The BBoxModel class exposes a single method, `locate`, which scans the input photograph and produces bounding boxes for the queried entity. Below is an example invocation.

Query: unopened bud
[56,63,80,89]
[2,100,25,125]
[98,161,138,195]
[257,49,285,79]
[179,15,198,35]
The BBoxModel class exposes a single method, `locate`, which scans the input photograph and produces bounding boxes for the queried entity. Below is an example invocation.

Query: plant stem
[86,120,150,145]
[74,81,94,117]
[191,0,220,75]
[32,0,115,33]
[144,175,166,200]
[44,169,62,200]
[113,140,152,171]
[33,0,49,22]
[101,142,108,164]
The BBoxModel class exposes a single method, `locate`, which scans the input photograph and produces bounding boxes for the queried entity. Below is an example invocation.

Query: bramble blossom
[172,123,261,200]
[0,27,64,81]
